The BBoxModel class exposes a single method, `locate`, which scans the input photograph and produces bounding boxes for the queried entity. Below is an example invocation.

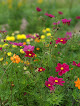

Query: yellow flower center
[55,80,58,82]
[61,67,64,70]
[60,39,63,41]
[29,54,31,56]
[40,69,42,71]
[48,84,51,86]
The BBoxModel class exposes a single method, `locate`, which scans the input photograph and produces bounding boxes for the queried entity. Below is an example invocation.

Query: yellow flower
[41,35,45,39]
[7,52,12,56]
[12,33,14,36]
[18,2,22,8]
[2,44,8,48]
[47,33,51,36]
[37,0,43,3]
[26,39,30,44]
[0,45,2,47]
[6,36,15,41]
[42,29,46,33]
[24,66,27,70]
[20,49,25,54]
[12,45,17,48]
[0,57,3,61]
[1,39,4,42]
[46,28,50,32]
[14,31,19,34]
[17,34,26,40]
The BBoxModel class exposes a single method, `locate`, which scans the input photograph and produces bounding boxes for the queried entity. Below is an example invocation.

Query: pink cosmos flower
[23,45,35,52]
[9,42,24,46]
[36,7,42,12]
[55,38,67,44]
[58,11,63,15]
[0,47,2,51]
[65,32,72,39]
[45,81,55,91]
[45,13,55,18]
[72,61,80,67]
[76,16,80,19]
[55,63,69,76]
[26,34,35,39]
[0,30,7,33]
[38,67,45,72]
[25,51,35,57]
[48,76,65,86]
[62,19,71,25]
[53,21,60,25]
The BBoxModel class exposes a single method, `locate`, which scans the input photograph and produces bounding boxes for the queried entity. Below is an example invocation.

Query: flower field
[0,0,80,106]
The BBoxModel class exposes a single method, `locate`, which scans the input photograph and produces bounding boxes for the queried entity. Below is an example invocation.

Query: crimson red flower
[38,67,45,72]
[48,76,65,86]
[55,63,69,76]
[55,38,67,44]
[45,13,55,18]
[76,16,80,19]
[36,7,42,12]
[25,51,35,57]
[58,11,63,15]
[45,81,55,91]
[72,61,80,67]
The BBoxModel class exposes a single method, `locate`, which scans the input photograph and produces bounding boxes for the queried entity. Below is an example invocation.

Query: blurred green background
[0,0,80,33]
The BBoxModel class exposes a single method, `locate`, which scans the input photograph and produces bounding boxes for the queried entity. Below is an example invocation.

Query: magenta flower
[55,63,69,76]
[48,76,65,86]
[23,45,35,52]
[45,81,55,91]
[65,32,72,39]
[45,13,55,18]
[36,7,42,12]
[26,34,35,39]
[76,16,80,19]
[53,21,60,25]
[9,42,24,46]
[72,61,80,67]
[58,11,63,15]
[0,30,7,33]
[0,47,2,51]
[62,19,71,25]
[55,38,67,44]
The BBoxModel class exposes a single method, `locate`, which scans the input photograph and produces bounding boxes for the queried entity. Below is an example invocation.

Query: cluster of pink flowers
[23,45,34,52]
[0,30,7,33]
[23,45,35,57]
[45,13,55,18]
[62,19,71,25]
[65,32,72,39]
[45,76,65,91]
[9,42,24,46]
[72,61,80,67]
[53,21,60,25]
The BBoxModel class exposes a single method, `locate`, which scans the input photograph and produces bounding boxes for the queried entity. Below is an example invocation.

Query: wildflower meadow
[0,0,80,106]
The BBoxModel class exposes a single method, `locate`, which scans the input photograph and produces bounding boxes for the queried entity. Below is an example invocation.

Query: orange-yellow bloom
[74,78,80,90]
[10,54,20,63]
